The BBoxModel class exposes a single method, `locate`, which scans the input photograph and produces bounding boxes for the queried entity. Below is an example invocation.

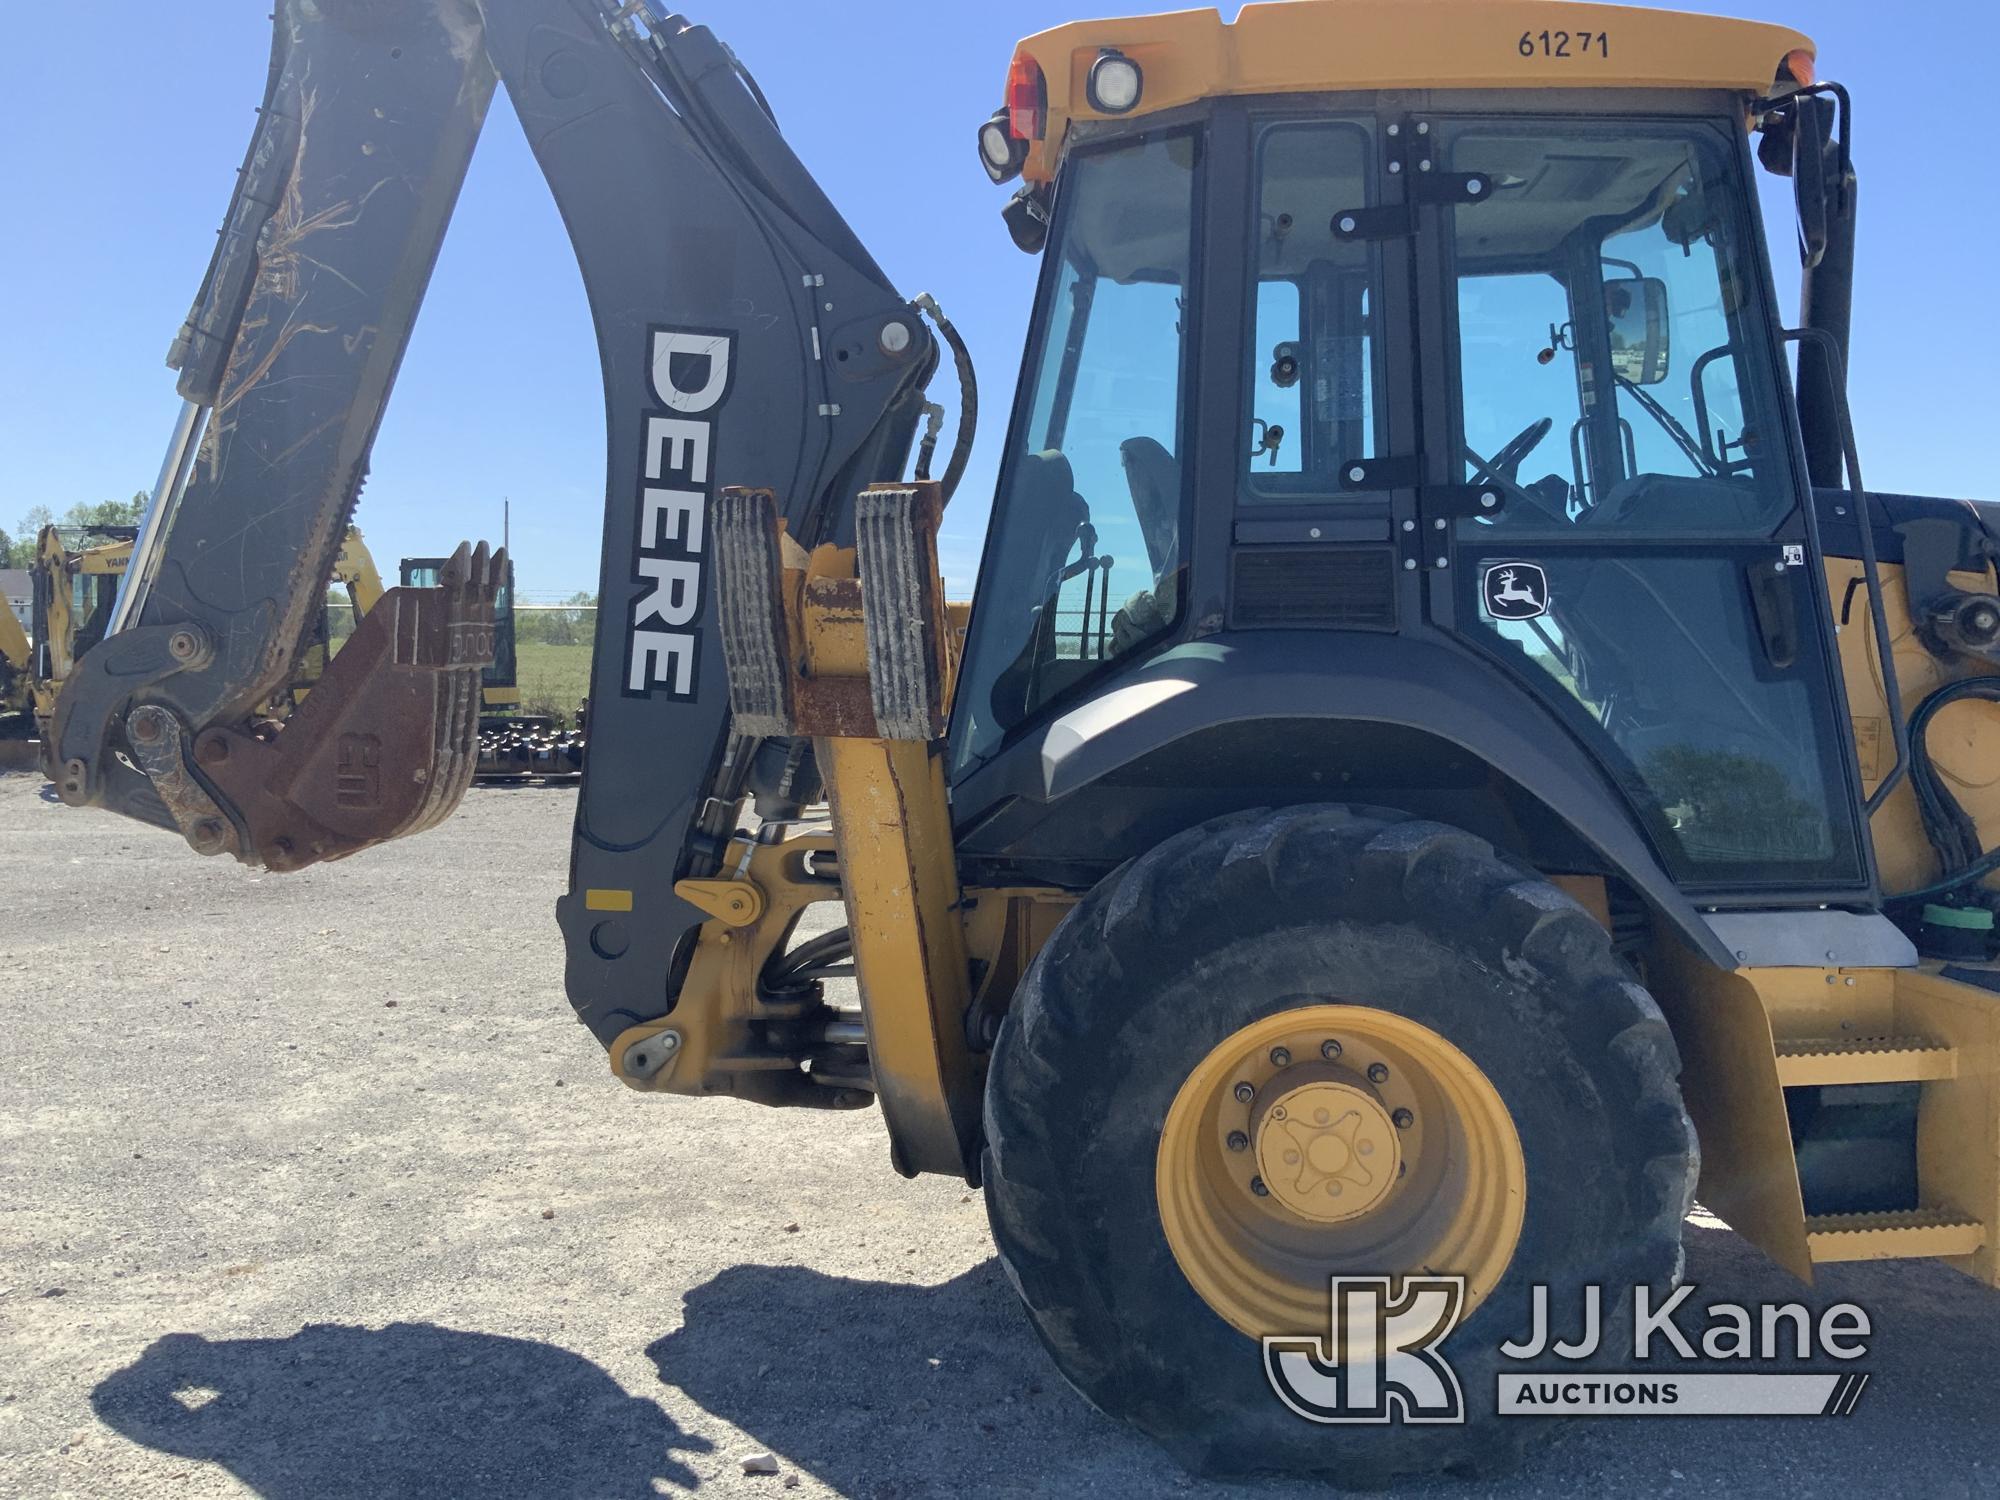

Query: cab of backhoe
[949,1,1863,951]
[927,6,2000,1474]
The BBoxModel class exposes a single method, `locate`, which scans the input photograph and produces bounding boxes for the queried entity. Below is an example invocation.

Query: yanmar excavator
[50,0,2000,1477]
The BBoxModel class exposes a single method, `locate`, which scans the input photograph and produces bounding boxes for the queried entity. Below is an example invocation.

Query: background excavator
[11,523,383,763]
[44,0,2000,1478]
[3,515,577,780]
[396,552,588,780]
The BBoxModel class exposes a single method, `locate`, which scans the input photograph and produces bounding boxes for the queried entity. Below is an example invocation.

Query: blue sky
[1,0,1992,599]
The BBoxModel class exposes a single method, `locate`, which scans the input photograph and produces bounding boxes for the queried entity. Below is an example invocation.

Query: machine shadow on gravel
[653,1233,2000,1494]
[92,1322,710,1497]
[649,1256,1148,1491]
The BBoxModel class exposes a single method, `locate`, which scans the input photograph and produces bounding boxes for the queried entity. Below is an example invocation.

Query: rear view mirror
[1791,91,1831,269]
[1604,276,1670,385]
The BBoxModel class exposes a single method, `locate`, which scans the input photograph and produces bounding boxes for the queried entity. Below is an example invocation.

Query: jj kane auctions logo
[1266,1278,1873,1422]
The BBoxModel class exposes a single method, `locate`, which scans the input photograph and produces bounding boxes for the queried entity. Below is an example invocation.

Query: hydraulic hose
[915,292,977,506]
[1899,676,2000,896]
[762,926,854,998]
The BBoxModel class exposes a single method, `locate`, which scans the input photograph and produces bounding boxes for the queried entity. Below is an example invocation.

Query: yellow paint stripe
[584,888,633,912]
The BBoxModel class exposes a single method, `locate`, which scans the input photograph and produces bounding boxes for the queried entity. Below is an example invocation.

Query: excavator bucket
[175,543,504,871]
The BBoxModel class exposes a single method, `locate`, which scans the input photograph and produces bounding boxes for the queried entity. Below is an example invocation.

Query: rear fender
[954,631,1738,970]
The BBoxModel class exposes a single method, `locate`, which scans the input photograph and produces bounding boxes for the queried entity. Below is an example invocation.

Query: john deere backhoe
[47,0,2000,1476]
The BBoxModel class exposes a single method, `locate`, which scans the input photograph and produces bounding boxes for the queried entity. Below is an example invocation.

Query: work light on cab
[1086,48,1142,113]
[977,106,1026,184]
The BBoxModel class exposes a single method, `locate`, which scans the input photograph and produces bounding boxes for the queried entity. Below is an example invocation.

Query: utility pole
[503,496,510,563]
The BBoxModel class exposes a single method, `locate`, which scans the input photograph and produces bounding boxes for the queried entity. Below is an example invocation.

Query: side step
[1807,1208,1985,1264]
[1774,1035,1957,1087]
[1650,953,2000,1285]
[1782,1035,1974,1269]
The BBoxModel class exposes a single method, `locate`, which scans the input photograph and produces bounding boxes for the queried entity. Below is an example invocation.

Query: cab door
[1414,108,1867,895]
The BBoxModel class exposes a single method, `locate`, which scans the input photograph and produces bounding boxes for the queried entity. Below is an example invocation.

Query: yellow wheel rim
[1156,1004,1526,1339]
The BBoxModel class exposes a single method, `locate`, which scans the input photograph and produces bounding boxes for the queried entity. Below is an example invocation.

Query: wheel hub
[1253,1078,1401,1223]
[1155,1003,1526,1339]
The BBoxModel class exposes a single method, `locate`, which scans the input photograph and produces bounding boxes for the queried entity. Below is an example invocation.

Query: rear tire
[982,806,1695,1481]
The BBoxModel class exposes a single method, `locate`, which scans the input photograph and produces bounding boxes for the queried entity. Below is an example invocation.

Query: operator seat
[1120,436,1181,577]
[1111,437,1183,654]
[986,450,1090,730]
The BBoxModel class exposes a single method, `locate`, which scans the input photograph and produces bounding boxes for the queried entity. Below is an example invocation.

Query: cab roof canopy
[1009,0,1812,180]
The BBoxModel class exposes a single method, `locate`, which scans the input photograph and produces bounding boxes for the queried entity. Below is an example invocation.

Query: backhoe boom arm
[53,0,941,1047]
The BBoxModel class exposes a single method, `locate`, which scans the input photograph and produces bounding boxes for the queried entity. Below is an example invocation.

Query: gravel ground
[2,771,1997,1498]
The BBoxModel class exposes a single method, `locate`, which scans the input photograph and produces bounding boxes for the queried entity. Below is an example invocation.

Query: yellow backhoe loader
[29,524,383,756]
[0,594,31,738]
[45,0,2000,1477]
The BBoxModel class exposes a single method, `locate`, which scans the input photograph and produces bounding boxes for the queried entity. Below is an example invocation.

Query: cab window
[1245,122,1377,498]
[1449,123,1791,533]
[950,133,1197,773]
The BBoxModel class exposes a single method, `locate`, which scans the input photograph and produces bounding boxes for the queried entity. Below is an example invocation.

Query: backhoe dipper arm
[56,1,939,1048]
[52,1,502,844]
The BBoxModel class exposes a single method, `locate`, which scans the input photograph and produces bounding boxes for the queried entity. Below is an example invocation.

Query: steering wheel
[1483,416,1553,481]
[1464,417,1565,523]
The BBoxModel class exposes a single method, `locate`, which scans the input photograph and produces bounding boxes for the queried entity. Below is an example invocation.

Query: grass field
[515,640,593,722]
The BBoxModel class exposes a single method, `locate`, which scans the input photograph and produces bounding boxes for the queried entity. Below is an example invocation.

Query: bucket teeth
[439,539,503,600]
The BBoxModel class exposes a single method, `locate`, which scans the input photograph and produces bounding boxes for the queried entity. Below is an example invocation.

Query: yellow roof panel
[1014,1,1812,179]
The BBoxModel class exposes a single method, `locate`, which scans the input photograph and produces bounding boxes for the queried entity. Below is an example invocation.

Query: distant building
[0,568,29,624]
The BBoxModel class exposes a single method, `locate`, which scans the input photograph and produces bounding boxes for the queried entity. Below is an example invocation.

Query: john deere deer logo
[1482,562,1550,621]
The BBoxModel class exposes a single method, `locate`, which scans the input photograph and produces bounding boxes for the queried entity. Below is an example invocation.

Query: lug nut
[1321,1039,1342,1060]
[1226,1131,1250,1153]
[1368,1062,1390,1084]
[1268,1046,1291,1067]
[1249,1176,1270,1197]
[1233,1082,1255,1104]
[1393,1108,1415,1129]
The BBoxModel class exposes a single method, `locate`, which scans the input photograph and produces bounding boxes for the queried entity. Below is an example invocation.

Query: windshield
[949,133,1198,774]
[1450,121,1793,535]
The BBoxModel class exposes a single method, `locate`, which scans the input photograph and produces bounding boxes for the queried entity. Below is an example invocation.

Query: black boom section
[48,0,499,833]
[477,3,937,1042]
